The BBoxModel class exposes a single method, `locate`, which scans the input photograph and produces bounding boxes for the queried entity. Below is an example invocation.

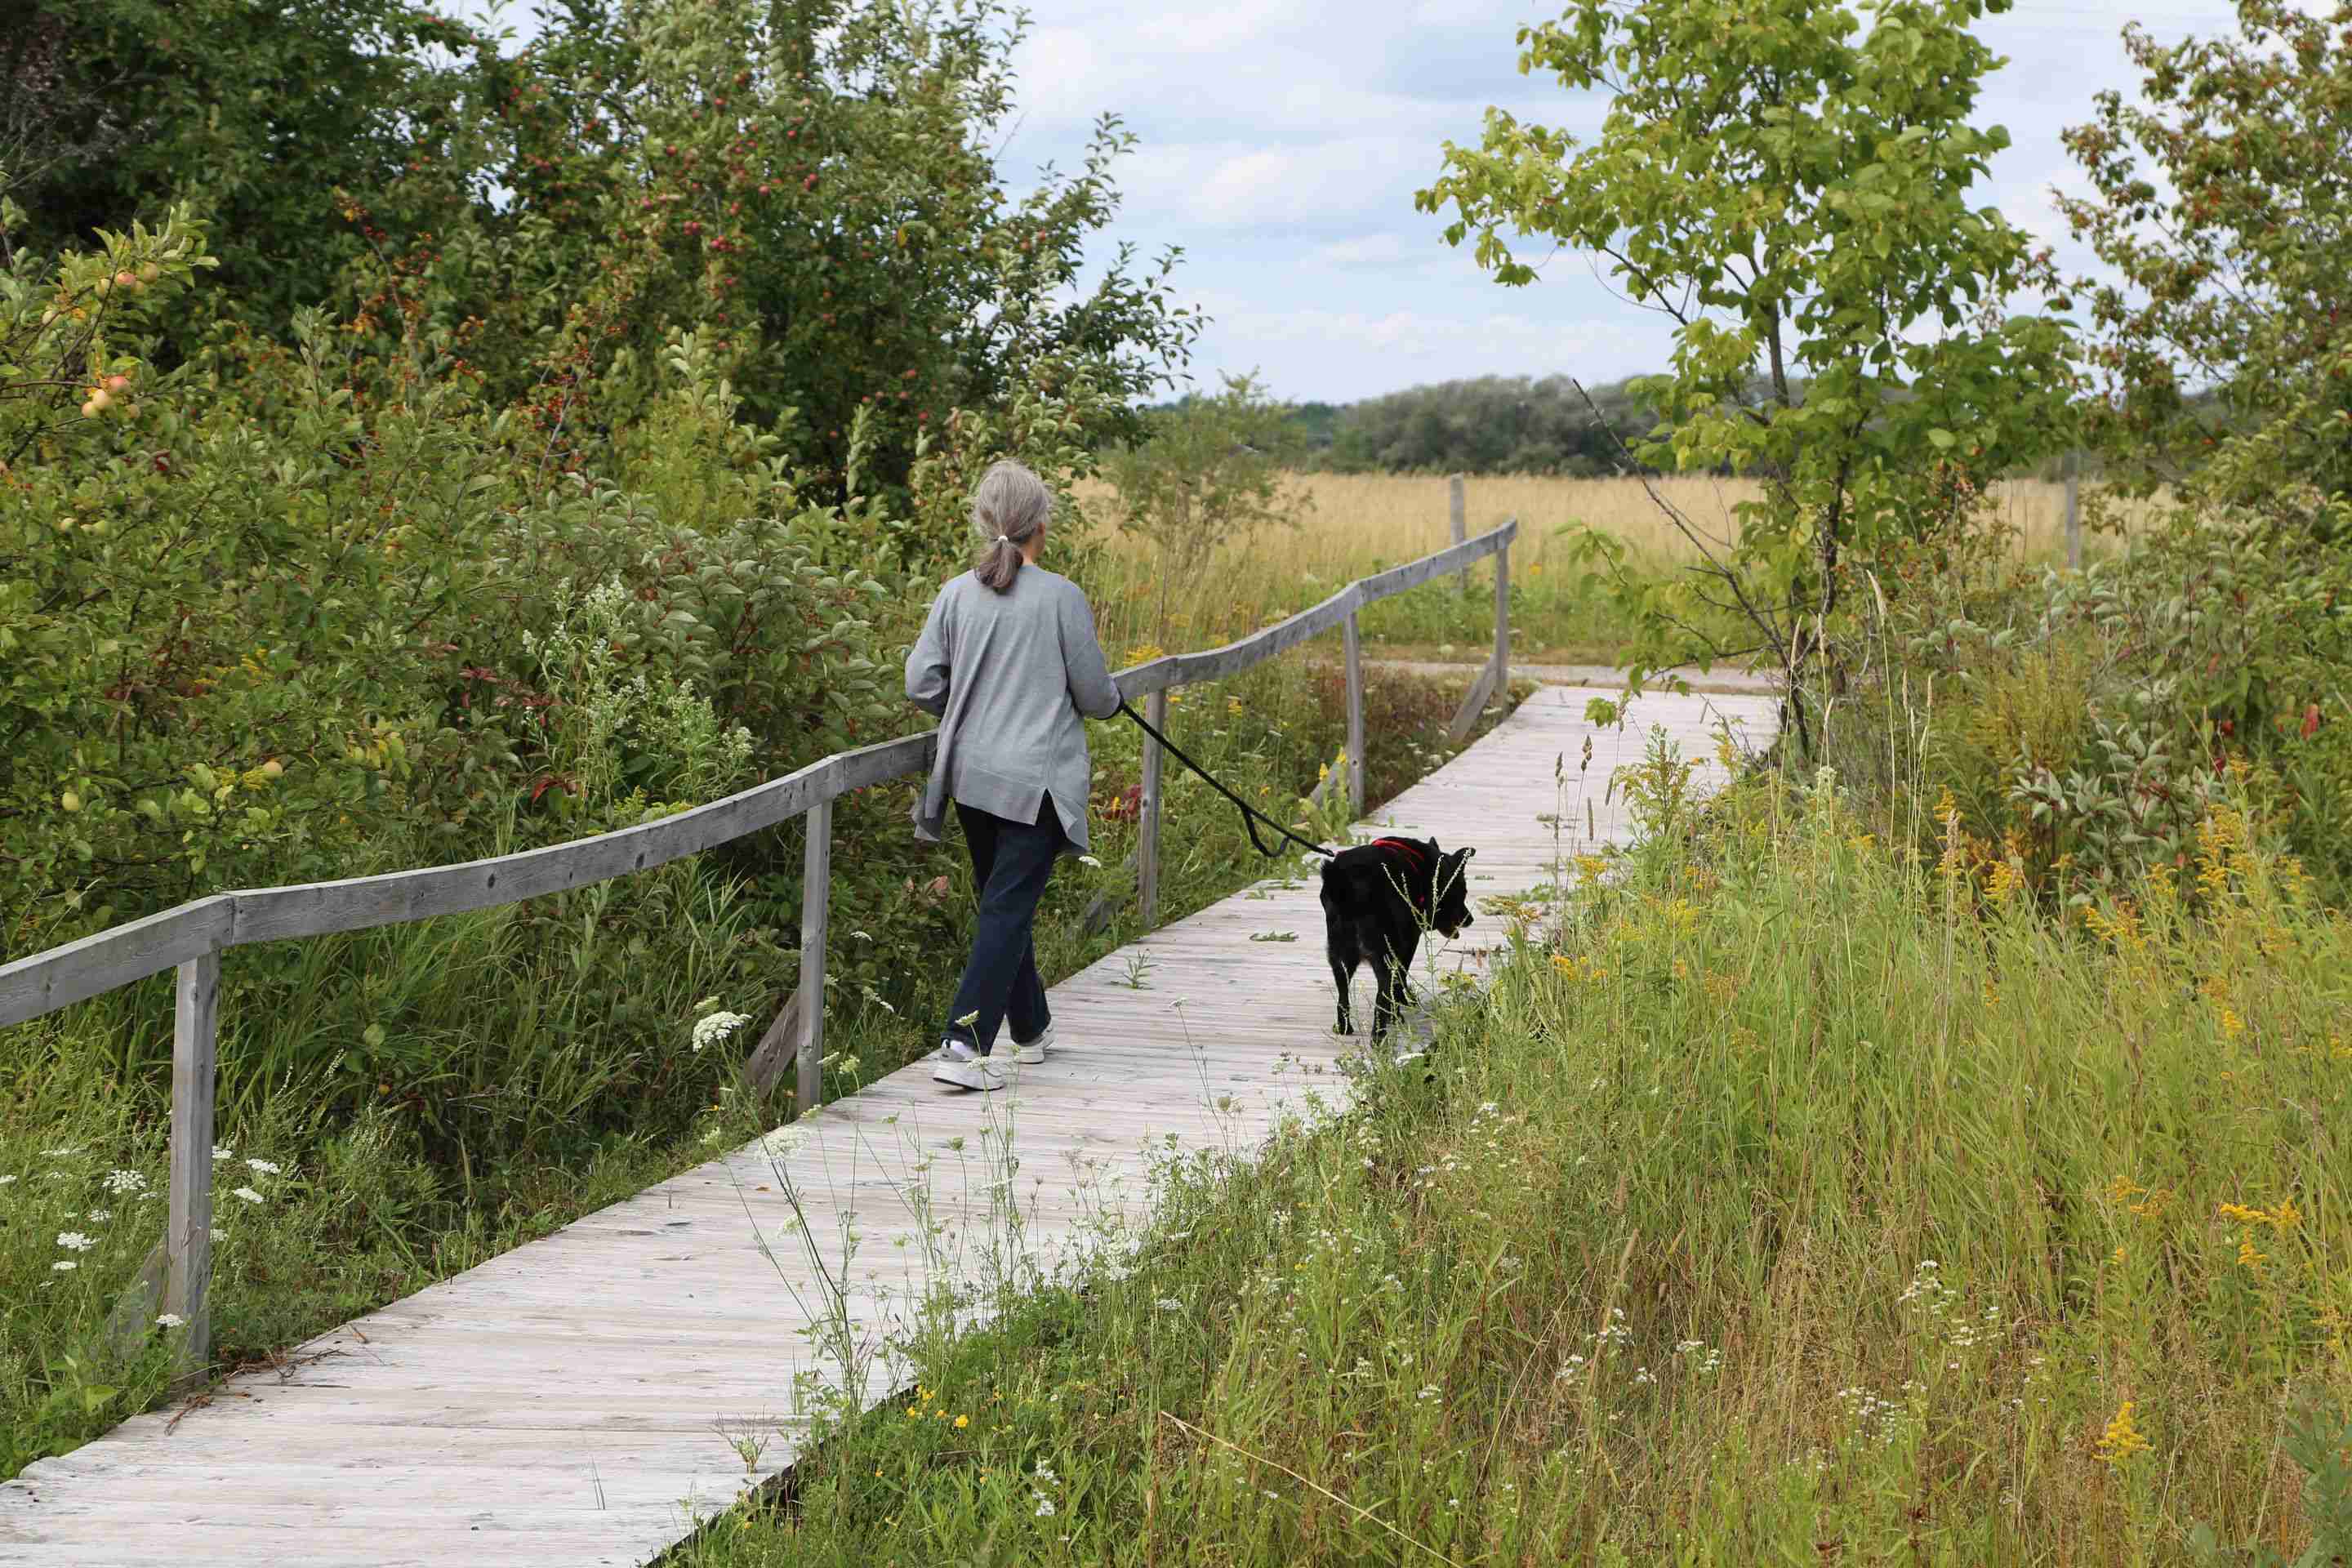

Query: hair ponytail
[971,460,1052,592]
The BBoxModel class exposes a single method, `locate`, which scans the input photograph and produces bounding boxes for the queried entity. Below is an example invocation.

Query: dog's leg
[1321,887,1356,1036]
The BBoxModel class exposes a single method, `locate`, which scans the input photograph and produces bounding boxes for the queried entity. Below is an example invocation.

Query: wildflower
[1032,1461,1058,1485]
[87,1209,111,1223]
[1033,1493,1058,1517]
[2097,1401,2152,1464]
[955,1414,969,1429]
[244,1158,282,1176]
[57,1231,96,1251]
[156,1313,185,1329]
[230,1186,265,1205]
[1078,855,1102,868]
[51,1261,77,1273]
[208,1228,226,1243]
[212,1144,233,1160]
[1156,1298,1183,1312]
[691,1010,751,1054]
[103,1169,148,1194]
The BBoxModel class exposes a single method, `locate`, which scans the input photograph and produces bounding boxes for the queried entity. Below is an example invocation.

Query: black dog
[1318,835,1475,1043]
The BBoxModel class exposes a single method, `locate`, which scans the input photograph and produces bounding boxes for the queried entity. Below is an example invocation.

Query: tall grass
[1074,474,2167,666]
[671,761,2352,1566]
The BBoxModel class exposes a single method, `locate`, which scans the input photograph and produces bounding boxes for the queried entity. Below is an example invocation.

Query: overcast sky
[455,0,2287,404]
[993,0,2279,404]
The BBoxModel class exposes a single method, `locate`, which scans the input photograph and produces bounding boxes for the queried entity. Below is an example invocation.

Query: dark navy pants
[943,796,1063,1056]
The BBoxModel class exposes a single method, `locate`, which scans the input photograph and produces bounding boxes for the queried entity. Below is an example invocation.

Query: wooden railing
[0,519,1516,1370]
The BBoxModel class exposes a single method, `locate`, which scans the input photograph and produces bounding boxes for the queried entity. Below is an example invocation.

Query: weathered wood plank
[1450,472,1468,594]
[229,733,932,950]
[165,951,219,1376]
[1446,657,1501,747]
[797,799,832,1112]
[0,896,232,1031]
[1343,609,1365,813]
[1493,533,1512,702]
[1138,688,1166,929]
[738,987,804,1096]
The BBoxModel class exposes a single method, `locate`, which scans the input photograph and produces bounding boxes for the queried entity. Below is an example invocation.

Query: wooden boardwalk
[0,684,1772,1567]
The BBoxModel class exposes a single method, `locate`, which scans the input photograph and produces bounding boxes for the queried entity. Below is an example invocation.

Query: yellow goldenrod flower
[2097,1401,2152,1464]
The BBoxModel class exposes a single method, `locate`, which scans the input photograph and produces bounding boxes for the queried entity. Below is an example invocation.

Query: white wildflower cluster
[245,1158,282,1176]
[1895,1258,1958,1315]
[1673,1339,1724,1377]
[690,1010,752,1054]
[1834,1384,1916,1450]
[1897,1258,2002,1365]
[56,1232,95,1253]
[1031,1459,1059,1517]
[1557,1307,1635,1383]
[103,1169,149,1195]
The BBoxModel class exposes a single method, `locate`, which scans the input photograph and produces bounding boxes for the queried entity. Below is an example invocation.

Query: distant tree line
[1146,374,1772,475]
[1144,372,2235,479]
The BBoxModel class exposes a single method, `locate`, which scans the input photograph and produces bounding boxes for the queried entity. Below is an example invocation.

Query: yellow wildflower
[954,1414,969,1430]
[2097,1401,2152,1464]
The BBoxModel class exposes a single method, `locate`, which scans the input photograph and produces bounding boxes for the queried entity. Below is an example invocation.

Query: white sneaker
[931,1040,1009,1092]
[1010,1022,1054,1065]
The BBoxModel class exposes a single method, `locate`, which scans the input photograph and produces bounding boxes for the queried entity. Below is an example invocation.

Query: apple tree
[2056,0,2352,544]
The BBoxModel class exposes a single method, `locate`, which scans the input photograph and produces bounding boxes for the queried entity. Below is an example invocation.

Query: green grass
[660,764,2352,1567]
[0,662,1526,1481]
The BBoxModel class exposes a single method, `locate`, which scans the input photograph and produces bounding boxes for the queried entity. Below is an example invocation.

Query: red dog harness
[1370,838,1430,909]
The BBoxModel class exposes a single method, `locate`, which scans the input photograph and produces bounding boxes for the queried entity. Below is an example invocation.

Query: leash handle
[1118,699,1337,861]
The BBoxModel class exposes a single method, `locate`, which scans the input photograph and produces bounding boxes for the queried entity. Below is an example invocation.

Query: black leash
[1118,699,1336,861]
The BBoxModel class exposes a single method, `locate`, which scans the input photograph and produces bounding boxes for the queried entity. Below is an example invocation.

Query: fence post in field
[1449,474,1468,595]
[1343,608,1365,813]
[796,797,831,1113]
[1138,688,1166,929]
[1493,535,1511,705]
[2064,449,2082,570]
[164,950,220,1377]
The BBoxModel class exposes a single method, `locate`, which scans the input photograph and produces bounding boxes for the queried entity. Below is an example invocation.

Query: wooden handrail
[0,514,1516,1371]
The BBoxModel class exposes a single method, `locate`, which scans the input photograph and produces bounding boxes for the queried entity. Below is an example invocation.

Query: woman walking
[906,460,1123,1092]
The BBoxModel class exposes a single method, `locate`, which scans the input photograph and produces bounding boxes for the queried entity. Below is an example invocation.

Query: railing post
[2064,448,2082,570]
[1138,688,1165,929]
[165,950,219,1378]
[1494,532,1511,698]
[1449,473,1468,595]
[1343,608,1365,814]
[796,796,831,1112]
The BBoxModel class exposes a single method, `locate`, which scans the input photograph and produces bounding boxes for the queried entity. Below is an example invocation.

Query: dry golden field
[1082,471,2157,577]
[1071,472,2163,665]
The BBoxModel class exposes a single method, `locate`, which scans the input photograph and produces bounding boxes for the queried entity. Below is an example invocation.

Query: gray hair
[971,460,1053,592]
